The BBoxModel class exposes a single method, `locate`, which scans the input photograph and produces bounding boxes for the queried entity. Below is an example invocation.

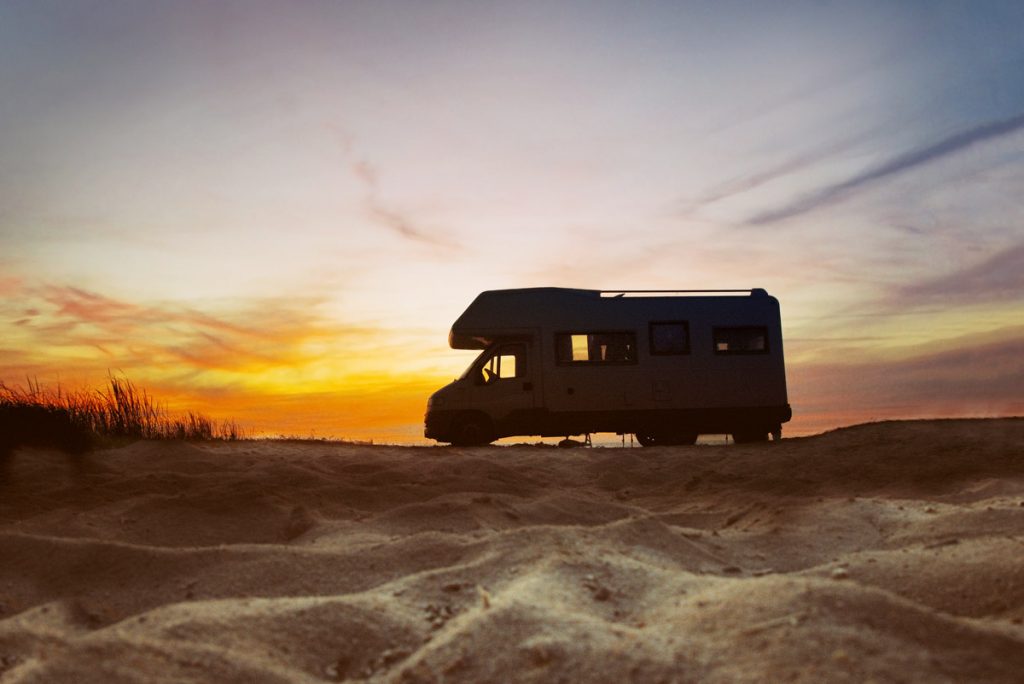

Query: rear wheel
[450,416,494,447]
[732,430,769,444]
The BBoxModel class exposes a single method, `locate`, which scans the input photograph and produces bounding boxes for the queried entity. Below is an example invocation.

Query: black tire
[732,430,769,444]
[636,431,697,447]
[450,417,493,447]
[636,432,658,447]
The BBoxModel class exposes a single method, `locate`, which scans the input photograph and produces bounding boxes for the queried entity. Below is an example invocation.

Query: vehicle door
[471,341,537,433]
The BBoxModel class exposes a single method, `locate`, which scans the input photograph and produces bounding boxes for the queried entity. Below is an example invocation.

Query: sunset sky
[2,1,1023,441]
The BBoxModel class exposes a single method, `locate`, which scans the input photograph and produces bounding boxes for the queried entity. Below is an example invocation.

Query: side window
[480,344,526,383]
[555,332,636,364]
[713,326,769,354]
[650,321,690,355]
[497,345,524,378]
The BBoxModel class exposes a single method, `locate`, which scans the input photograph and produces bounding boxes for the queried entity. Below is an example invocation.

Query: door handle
[523,382,533,391]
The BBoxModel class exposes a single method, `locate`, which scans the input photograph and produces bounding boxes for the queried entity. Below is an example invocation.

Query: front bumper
[424,409,457,441]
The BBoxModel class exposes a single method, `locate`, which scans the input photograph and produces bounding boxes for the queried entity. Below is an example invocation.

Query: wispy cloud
[748,111,1024,225]
[788,326,1024,434]
[46,286,148,327]
[688,133,867,209]
[349,158,460,250]
[0,274,24,297]
[4,285,387,381]
[893,241,1024,307]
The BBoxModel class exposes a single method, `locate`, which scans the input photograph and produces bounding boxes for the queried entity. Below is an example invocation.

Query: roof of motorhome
[449,287,777,349]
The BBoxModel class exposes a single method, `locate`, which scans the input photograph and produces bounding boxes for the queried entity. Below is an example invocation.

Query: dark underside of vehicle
[425,405,793,447]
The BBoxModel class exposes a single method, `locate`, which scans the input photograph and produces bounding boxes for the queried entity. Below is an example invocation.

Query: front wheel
[450,417,494,447]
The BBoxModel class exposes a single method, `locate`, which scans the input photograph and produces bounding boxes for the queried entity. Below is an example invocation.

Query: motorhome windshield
[457,343,527,384]
[458,349,486,381]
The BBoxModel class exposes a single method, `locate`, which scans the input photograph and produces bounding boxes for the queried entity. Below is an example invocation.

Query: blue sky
[2,1,1023,438]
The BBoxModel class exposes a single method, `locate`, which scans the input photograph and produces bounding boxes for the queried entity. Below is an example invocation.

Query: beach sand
[1,418,1022,682]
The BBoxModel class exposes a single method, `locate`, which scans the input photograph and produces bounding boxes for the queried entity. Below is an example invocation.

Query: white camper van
[424,288,791,446]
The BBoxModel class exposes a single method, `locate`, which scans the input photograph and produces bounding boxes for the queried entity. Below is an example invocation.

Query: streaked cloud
[748,111,1024,225]
[687,132,867,209]
[0,275,23,296]
[349,158,460,250]
[893,241,1024,307]
[788,326,1024,435]
[5,284,385,379]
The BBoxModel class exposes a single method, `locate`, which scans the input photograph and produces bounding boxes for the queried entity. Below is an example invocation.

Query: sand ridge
[1,419,1022,682]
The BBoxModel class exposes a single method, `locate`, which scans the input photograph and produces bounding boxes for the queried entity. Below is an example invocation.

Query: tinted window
[650,321,690,355]
[713,326,769,354]
[556,332,636,363]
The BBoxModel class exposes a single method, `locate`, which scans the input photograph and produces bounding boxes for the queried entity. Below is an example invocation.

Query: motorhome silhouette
[425,288,791,446]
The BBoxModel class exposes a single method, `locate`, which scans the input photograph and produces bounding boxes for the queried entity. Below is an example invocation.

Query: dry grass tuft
[0,374,244,448]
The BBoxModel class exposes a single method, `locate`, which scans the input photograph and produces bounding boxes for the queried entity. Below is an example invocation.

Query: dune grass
[0,374,243,444]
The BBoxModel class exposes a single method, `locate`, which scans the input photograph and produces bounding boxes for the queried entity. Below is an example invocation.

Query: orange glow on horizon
[150,377,448,443]
[3,281,1022,443]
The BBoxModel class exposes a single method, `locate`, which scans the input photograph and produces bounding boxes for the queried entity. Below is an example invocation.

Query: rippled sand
[1,418,1022,682]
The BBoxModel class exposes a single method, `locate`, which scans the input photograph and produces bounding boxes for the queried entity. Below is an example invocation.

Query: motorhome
[424,288,791,446]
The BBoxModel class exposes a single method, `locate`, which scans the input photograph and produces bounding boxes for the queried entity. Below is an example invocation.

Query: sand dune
[1,419,1022,682]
